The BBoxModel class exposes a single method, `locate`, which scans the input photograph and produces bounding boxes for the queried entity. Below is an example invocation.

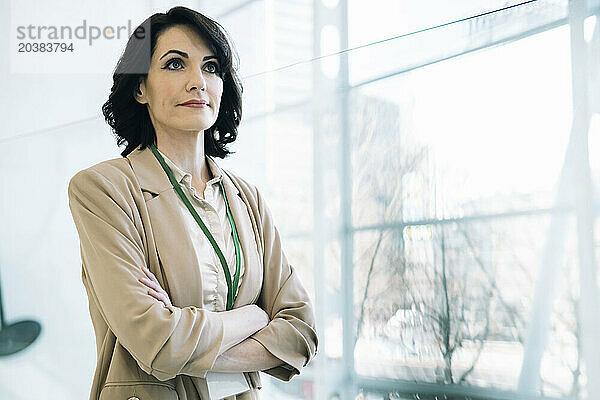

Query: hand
[138,266,173,307]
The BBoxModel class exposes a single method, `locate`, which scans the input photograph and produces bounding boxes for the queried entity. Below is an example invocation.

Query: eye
[163,58,184,71]
[204,61,220,74]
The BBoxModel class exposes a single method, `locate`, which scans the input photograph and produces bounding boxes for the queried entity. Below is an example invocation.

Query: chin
[177,119,216,132]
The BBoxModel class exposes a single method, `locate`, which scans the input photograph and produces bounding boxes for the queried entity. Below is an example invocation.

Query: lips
[179,99,208,106]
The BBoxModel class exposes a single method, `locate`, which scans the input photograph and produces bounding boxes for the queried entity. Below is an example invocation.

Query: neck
[155,131,212,182]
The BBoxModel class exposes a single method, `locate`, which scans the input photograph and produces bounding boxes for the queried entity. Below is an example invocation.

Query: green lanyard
[149,144,241,310]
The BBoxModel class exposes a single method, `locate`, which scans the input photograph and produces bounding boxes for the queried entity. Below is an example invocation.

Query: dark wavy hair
[102,6,243,158]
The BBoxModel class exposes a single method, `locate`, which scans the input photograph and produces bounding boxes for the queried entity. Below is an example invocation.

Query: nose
[186,65,207,92]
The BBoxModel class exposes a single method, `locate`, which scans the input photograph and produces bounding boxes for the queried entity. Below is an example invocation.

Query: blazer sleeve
[249,187,318,381]
[68,167,224,381]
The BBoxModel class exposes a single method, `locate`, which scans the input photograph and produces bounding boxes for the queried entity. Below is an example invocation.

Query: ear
[134,77,148,104]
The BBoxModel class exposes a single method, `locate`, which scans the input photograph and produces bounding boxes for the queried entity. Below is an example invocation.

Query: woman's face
[135,24,223,137]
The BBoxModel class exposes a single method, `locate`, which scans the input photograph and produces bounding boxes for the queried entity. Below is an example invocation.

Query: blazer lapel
[126,145,204,308]
[126,145,262,309]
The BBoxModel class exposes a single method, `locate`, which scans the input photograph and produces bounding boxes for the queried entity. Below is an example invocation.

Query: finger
[141,278,170,304]
[158,291,172,307]
[142,267,155,281]
[145,279,169,303]
[146,287,161,301]
[139,276,161,292]
[147,288,169,306]
[143,267,160,284]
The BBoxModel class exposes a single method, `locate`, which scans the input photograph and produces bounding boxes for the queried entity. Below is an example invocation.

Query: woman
[68,6,318,400]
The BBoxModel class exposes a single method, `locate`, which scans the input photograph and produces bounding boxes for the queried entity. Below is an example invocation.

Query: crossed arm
[139,266,285,373]
[68,168,316,381]
[211,337,284,372]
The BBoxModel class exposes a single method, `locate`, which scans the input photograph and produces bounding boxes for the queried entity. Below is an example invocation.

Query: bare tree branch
[355,230,386,345]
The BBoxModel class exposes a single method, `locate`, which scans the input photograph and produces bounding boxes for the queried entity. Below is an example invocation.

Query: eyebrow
[159,49,218,62]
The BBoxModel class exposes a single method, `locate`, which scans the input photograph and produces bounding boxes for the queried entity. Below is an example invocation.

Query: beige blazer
[68,145,318,400]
